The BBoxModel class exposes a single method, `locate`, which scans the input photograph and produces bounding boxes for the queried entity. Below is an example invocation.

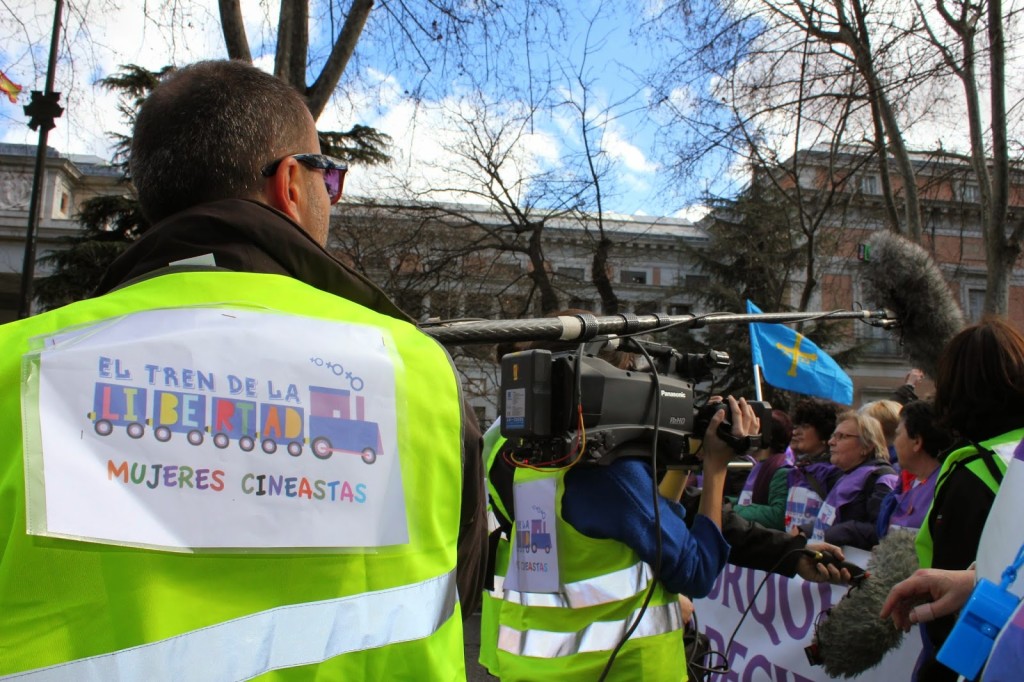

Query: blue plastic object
[936,578,1020,679]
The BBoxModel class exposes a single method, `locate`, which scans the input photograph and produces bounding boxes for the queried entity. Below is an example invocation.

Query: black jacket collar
[94,199,409,322]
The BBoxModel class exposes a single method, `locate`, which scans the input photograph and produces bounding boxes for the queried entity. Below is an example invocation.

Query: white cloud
[0,0,235,156]
[601,127,657,174]
[342,88,566,208]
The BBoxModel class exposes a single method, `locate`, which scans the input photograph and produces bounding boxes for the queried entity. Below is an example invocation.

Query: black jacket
[96,198,488,616]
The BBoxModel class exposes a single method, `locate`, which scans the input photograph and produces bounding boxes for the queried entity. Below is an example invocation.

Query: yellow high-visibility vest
[0,271,465,680]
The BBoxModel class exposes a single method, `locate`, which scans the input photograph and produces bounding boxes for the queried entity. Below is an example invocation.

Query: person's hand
[904,368,924,387]
[700,396,759,471]
[796,542,854,584]
[678,594,695,627]
[879,568,976,632]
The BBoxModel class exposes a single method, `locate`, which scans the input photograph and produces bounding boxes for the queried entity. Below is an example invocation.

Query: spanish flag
[0,70,22,104]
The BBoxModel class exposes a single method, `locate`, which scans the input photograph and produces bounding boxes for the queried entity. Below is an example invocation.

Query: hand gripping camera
[498,337,769,469]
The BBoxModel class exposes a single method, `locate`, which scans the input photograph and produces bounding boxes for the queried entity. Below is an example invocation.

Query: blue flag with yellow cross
[746,300,853,405]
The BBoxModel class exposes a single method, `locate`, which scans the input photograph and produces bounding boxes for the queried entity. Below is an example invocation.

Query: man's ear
[262,158,304,222]
[912,435,925,455]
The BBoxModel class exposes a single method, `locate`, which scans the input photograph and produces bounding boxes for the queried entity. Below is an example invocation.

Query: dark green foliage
[320,125,392,166]
[673,183,858,412]
[98,65,176,170]
[35,195,148,311]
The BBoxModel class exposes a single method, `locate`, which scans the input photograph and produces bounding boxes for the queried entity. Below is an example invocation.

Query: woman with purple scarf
[876,400,952,538]
[808,411,899,549]
[783,398,843,534]
[730,409,794,530]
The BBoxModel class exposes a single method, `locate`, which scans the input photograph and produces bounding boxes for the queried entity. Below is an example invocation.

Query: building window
[558,266,585,280]
[669,304,691,316]
[859,175,879,195]
[967,288,985,322]
[472,405,488,425]
[620,269,647,285]
[857,319,901,356]
[962,183,980,203]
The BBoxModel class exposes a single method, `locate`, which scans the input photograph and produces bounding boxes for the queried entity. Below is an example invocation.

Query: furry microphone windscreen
[859,231,966,378]
[813,529,920,678]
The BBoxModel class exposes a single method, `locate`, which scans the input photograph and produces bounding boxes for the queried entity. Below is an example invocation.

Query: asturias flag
[747,300,853,405]
[0,70,22,104]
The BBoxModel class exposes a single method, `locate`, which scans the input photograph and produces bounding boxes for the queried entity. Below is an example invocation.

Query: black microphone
[806,529,920,677]
[810,549,868,583]
[859,231,966,378]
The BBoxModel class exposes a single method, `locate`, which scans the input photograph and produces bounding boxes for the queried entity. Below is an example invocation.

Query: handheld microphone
[805,529,920,677]
[859,231,966,378]
[809,549,868,583]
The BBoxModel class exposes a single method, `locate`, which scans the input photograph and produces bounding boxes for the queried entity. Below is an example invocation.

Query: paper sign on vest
[811,502,837,542]
[504,478,560,593]
[978,452,1024,599]
[22,308,409,551]
[785,486,823,533]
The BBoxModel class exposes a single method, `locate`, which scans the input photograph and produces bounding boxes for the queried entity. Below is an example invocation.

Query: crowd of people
[1,57,1023,682]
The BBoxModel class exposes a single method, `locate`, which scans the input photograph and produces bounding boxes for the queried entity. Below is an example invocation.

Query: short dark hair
[130,60,312,224]
[767,409,793,454]
[900,400,953,459]
[933,317,1024,441]
[791,398,840,443]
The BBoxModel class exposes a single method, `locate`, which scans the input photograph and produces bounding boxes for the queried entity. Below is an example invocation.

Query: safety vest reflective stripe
[496,601,682,658]
[499,561,652,609]
[4,570,457,682]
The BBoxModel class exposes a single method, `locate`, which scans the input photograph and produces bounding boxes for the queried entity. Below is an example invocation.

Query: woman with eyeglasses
[805,412,898,550]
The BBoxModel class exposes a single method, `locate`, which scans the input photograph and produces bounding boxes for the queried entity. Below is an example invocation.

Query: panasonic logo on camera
[660,390,687,398]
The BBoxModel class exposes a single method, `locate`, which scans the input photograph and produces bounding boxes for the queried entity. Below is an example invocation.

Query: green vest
[478,421,509,676]
[0,271,465,680]
[494,466,685,682]
[915,429,1024,568]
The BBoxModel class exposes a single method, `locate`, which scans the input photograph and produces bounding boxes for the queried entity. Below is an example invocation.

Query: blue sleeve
[875,489,900,539]
[562,458,730,598]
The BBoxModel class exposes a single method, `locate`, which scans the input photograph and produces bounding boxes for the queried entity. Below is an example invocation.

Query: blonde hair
[859,399,902,444]
[837,410,889,463]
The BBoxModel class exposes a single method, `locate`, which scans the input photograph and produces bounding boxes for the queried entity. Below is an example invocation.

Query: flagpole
[753,364,763,401]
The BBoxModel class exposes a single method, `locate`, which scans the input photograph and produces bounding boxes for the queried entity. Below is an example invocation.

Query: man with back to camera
[0,60,485,679]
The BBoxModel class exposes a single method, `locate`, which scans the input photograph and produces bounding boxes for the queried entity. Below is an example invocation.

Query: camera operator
[482,394,758,681]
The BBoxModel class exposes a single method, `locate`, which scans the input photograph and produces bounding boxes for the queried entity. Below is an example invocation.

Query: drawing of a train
[516,519,552,554]
[88,383,382,463]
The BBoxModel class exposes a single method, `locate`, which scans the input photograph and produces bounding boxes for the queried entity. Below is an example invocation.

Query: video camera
[498,337,771,469]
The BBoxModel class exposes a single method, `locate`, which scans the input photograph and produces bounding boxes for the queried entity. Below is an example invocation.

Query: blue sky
[0,1,723,218]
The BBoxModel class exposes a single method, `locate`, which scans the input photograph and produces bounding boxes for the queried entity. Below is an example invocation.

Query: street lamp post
[17,0,65,319]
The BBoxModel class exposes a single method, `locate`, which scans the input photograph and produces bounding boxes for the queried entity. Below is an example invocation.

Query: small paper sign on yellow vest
[23,307,408,551]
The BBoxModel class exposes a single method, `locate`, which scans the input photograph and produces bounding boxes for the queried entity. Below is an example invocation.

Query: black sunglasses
[261,153,348,205]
